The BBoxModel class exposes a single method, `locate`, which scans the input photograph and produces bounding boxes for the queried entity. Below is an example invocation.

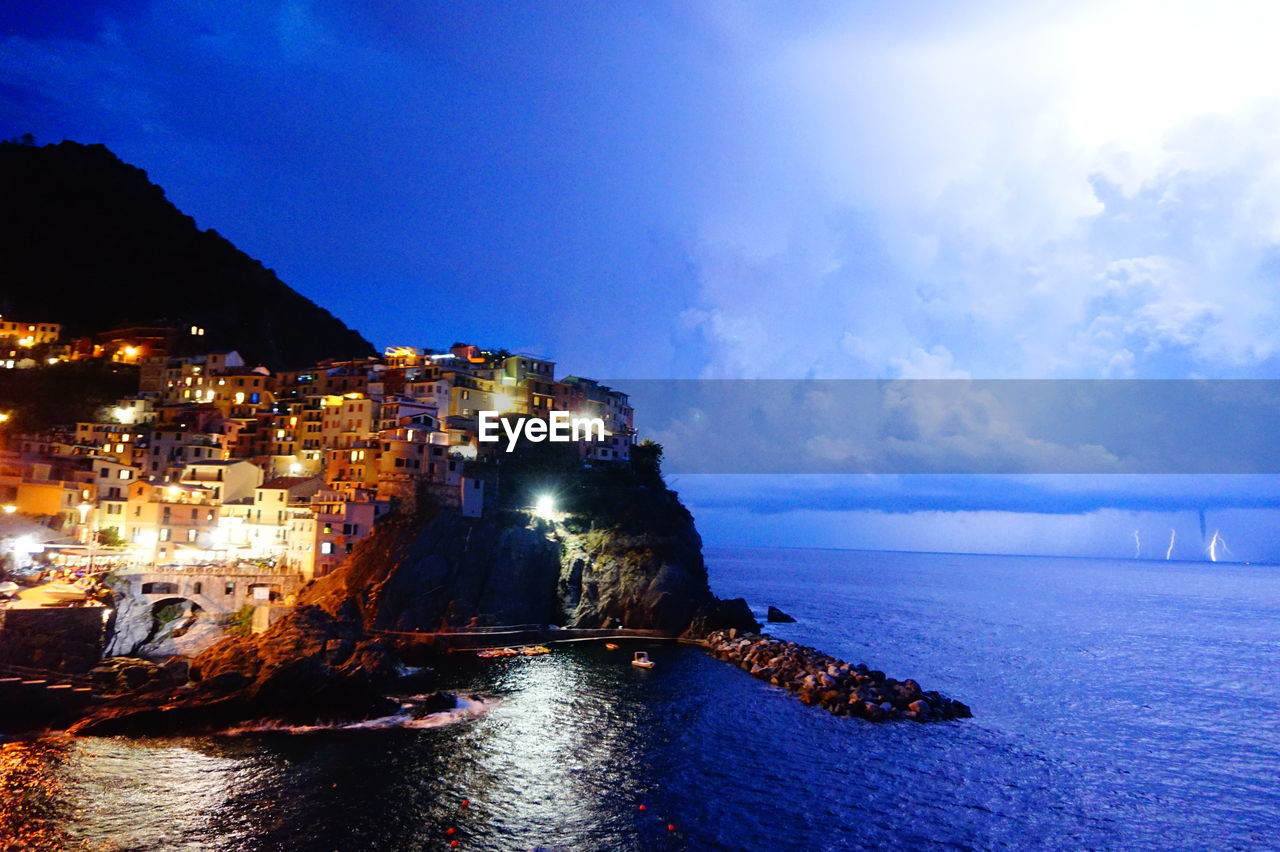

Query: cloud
[673,473,1280,516]
[677,1,1280,380]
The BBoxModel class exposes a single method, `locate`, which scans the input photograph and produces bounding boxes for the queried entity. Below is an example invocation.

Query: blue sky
[4,1,1280,558]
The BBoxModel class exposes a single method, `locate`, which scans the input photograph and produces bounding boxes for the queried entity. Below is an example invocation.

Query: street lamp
[534,494,556,520]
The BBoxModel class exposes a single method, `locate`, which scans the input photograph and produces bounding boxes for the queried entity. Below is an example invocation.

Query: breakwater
[704,629,971,721]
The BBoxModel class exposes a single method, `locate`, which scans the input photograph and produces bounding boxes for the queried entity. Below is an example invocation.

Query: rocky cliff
[103,576,228,660]
[325,488,738,635]
[72,477,757,734]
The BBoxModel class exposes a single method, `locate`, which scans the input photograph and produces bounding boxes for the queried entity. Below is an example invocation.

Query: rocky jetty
[704,630,972,722]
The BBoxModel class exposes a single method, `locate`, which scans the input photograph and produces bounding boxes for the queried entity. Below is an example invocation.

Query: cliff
[317,484,734,635]
[0,139,374,368]
[72,477,757,734]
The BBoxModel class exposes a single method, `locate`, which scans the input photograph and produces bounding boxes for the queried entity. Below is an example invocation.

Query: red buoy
[461,799,470,808]
[450,842,459,848]
[638,804,646,811]
[667,823,676,832]
[447,827,457,835]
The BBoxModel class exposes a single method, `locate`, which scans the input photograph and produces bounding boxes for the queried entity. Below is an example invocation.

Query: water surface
[2,548,1277,850]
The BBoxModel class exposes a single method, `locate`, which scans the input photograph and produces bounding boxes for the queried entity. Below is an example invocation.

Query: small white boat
[631,651,655,669]
[0,581,19,597]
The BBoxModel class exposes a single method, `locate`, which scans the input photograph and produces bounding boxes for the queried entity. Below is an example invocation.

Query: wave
[224,694,495,735]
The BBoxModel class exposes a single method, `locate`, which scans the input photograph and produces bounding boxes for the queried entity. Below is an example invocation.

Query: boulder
[766,605,797,623]
[685,598,760,638]
[72,603,399,736]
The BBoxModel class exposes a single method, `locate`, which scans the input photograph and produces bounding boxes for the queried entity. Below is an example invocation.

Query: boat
[40,582,90,603]
[604,642,619,651]
[631,651,655,669]
[519,646,551,656]
[0,581,19,598]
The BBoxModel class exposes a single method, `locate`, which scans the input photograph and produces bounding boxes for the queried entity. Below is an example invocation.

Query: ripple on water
[1,548,1277,850]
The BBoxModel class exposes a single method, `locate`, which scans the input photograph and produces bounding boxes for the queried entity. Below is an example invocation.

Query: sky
[4,1,1280,559]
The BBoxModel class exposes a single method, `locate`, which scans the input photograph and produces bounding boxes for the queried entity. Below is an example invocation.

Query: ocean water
[2,547,1278,850]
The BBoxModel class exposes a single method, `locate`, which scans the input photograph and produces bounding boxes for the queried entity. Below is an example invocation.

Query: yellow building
[0,318,60,347]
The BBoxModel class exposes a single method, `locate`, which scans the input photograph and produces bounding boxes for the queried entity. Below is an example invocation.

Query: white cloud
[680,0,1280,379]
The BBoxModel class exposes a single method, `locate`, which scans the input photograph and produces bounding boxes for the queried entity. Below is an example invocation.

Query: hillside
[0,139,374,368]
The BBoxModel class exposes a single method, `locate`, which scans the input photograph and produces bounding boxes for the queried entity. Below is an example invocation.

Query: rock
[90,657,175,696]
[73,603,400,735]
[416,692,458,714]
[700,629,971,724]
[685,597,760,638]
[766,605,796,623]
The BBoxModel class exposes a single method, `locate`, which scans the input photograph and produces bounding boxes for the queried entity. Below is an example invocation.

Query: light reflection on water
[1,549,1277,850]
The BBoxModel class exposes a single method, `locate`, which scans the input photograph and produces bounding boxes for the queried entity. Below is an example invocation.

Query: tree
[631,439,665,485]
[96,527,126,548]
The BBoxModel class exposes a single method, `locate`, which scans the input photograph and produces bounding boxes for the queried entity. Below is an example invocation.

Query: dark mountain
[0,140,375,368]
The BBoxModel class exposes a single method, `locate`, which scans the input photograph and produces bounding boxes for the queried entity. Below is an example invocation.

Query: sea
[2,547,1277,851]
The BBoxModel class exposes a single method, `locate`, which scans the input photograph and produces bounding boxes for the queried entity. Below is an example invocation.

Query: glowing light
[2,504,16,514]
[1207,530,1232,563]
[12,535,41,554]
[0,412,9,423]
[166,485,181,499]
[288,462,303,475]
[534,494,556,520]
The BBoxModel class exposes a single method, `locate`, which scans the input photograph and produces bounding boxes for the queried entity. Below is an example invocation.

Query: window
[224,582,235,595]
[187,529,198,542]
[320,542,333,555]
[159,528,171,541]
[119,469,131,479]
[193,582,202,595]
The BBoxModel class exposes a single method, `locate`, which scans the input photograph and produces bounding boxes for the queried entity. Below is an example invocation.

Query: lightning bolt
[1207,530,1232,563]
[1165,528,1176,561]
[1133,529,1141,559]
